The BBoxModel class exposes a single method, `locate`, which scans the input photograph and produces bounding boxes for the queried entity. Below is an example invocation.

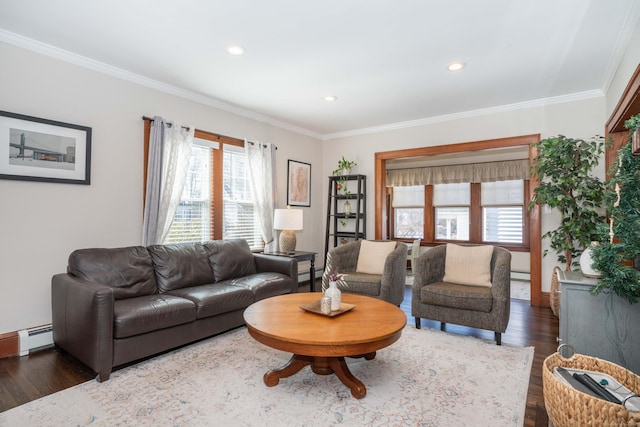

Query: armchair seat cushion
[421,282,493,313]
[339,272,382,297]
[114,295,197,338]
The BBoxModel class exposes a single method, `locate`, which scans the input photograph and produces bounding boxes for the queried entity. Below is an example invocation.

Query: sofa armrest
[253,254,299,293]
[51,273,115,381]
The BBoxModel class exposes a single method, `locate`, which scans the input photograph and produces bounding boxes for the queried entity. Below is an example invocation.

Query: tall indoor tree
[529,135,606,270]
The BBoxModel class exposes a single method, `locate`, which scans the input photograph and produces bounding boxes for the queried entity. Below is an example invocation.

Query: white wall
[0,42,324,334]
[323,97,607,293]
[606,18,640,117]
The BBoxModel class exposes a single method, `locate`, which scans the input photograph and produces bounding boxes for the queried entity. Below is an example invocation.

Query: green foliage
[591,114,640,303]
[529,135,606,270]
[332,156,357,176]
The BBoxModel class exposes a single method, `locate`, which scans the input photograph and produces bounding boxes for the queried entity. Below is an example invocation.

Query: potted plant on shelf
[529,134,606,314]
[591,114,640,304]
[333,156,357,176]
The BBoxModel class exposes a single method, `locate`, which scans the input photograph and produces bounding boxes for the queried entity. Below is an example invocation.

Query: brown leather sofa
[51,239,298,382]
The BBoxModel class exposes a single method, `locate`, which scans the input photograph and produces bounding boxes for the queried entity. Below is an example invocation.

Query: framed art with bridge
[0,111,91,185]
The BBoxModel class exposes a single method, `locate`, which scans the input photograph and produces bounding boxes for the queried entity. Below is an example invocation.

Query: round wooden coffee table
[243,293,407,398]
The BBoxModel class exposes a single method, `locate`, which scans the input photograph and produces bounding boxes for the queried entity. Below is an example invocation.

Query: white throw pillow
[442,243,493,287]
[356,240,397,275]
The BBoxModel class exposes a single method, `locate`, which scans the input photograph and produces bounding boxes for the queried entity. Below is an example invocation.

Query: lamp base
[279,230,297,253]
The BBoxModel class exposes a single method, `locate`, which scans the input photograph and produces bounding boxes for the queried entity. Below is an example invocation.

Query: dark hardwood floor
[0,280,558,426]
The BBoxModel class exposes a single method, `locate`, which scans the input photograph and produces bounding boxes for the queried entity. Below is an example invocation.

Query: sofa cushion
[356,240,396,275]
[442,243,493,287]
[113,294,197,338]
[167,282,255,319]
[68,246,157,300]
[421,282,493,312]
[148,243,214,293]
[228,272,294,301]
[204,239,257,282]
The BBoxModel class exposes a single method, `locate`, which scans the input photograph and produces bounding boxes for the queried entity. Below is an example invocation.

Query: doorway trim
[374,133,544,306]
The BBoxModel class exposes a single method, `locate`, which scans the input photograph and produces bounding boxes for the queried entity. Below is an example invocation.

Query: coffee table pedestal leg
[263,354,369,399]
[263,354,312,386]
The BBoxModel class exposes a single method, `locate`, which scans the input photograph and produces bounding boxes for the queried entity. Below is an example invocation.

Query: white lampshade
[273,208,303,231]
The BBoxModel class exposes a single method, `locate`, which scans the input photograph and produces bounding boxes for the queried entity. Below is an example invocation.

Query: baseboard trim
[0,331,19,359]
[540,291,550,308]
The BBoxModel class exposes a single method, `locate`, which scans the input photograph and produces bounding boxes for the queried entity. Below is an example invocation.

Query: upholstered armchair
[322,240,407,306]
[412,244,511,345]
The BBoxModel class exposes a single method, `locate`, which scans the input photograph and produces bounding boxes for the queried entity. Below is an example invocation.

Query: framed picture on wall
[287,159,311,207]
[0,110,92,185]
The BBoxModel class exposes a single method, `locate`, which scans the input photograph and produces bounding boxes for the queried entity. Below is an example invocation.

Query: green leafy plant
[333,156,357,176]
[591,114,640,303]
[529,135,606,270]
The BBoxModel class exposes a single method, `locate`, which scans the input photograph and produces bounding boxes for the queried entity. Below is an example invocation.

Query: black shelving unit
[324,174,366,266]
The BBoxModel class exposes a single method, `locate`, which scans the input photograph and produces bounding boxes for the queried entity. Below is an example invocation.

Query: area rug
[0,326,533,426]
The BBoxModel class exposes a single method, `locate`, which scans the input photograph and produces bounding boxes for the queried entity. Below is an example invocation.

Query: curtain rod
[142,116,276,149]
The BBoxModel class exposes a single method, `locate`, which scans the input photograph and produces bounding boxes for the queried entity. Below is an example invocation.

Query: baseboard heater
[18,324,53,356]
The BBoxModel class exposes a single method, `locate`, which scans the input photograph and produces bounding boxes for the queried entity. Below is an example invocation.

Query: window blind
[222,146,262,249]
[433,183,470,206]
[392,185,424,208]
[164,144,212,244]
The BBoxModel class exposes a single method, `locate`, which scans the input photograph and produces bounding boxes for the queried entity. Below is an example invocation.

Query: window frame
[389,180,530,251]
[142,119,261,246]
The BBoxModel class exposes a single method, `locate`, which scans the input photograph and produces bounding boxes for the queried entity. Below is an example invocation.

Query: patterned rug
[0,325,533,426]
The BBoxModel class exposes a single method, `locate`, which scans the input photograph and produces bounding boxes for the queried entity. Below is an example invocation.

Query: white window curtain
[245,140,277,252]
[142,116,194,245]
[386,159,530,186]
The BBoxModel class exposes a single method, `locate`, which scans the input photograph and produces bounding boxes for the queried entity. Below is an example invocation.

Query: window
[143,121,264,250]
[390,179,528,249]
[164,143,212,244]
[221,145,262,245]
[481,180,524,244]
[433,183,470,241]
[392,185,424,238]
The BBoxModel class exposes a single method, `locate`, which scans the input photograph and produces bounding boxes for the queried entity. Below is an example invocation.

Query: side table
[556,270,640,373]
[261,251,317,292]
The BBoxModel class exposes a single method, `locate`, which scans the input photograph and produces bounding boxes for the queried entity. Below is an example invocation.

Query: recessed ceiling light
[227,45,246,56]
[447,61,466,72]
[324,95,338,102]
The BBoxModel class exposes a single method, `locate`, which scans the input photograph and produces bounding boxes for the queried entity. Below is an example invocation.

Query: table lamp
[274,207,303,254]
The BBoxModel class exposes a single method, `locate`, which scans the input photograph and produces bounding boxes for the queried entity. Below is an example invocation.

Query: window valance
[386,159,530,186]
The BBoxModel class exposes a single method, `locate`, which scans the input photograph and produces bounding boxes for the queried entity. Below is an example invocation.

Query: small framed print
[0,111,91,185]
[287,159,311,207]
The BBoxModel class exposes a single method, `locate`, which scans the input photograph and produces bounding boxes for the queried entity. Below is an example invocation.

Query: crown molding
[322,90,605,141]
[600,0,640,94]
[0,28,609,143]
[0,29,323,140]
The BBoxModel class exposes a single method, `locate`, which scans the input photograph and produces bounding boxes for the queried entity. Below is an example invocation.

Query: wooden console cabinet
[557,270,640,374]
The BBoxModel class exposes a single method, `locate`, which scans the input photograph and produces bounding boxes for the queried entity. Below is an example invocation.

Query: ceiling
[1,1,639,139]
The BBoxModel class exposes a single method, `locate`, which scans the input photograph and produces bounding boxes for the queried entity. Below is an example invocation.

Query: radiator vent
[18,324,53,356]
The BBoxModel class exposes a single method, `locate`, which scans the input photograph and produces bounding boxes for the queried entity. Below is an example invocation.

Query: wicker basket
[543,352,640,426]
[549,266,561,317]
